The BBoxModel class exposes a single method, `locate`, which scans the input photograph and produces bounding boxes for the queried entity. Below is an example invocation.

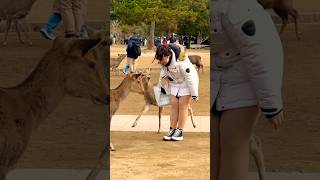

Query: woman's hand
[268,111,284,131]
[160,77,170,86]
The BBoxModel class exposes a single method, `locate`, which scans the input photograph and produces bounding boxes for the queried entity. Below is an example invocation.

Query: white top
[159,50,199,97]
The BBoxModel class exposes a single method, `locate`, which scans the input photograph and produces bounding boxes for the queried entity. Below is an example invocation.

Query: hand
[160,77,169,86]
[192,96,199,102]
[268,111,284,131]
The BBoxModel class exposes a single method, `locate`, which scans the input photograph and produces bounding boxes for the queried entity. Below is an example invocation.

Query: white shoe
[171,128,183,141]
[163,128,175,141]
[40,28,56,40]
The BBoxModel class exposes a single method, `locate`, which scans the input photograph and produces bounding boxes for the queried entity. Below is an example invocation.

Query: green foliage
[178,0,210,38]
[111,0,209,38]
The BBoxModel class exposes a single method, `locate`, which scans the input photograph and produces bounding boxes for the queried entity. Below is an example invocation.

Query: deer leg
[19,18,32,46]
[249,135,266,180]
[132,104,150,127]
[86,145,109,180]
[274,8,289,34]
[280,19,288,35]
[188,104,196,128]
[290,9,301,40]
[0,172,5,180]
[157,107,163,133]
[110,142,115,151]
[2,19,12,46]
[14,20,25,45]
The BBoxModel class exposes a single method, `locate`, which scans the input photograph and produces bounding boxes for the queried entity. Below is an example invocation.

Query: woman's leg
[127,58,134,73]
[72,0,84,36]
[170,96,179,128]
[219,106,259,180]
[163,96,179,140]
[211,111,221,180]
[177,95,191,129]
[132,59,137,72]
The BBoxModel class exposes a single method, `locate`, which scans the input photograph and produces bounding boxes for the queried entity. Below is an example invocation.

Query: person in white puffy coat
[211,0,285,179]
[155,44,199,141]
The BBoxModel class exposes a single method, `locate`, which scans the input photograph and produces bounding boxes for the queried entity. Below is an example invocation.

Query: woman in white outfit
[211,0,285,179]
[155,44,199,141]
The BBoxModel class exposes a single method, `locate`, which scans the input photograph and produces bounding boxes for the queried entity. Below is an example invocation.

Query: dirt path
[111,132,210,180]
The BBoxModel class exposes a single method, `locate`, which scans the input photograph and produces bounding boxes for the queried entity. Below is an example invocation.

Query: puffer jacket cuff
[261,107,283,119]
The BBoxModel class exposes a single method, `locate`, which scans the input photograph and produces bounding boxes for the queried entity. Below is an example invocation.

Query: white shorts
[170,85,191,97]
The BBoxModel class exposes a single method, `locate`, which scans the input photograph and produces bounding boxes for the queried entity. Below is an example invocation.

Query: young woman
[155,44,199,141]
[211,0,285,179]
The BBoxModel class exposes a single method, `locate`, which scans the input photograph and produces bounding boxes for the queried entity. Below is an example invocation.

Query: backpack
[168,43,180,59]
[131,42,141,59]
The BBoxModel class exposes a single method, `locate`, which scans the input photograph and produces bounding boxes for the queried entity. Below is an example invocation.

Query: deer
[109,72,143,150]
[85,72,143,180]
[188,55,204,72]
[130,71,196,133]
[0,0,37,46]
[250,134,266,180]
[110,53,126,75]
[258,0,301,40]
[0,37,109,180]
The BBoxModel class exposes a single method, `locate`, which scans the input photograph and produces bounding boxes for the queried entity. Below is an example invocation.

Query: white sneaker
[40,28,56,40]
[163,128,175,141]
[171,128,183,141]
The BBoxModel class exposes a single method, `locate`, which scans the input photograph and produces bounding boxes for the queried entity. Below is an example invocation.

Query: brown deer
[250,134,266,180]
[0,0,37,46]
[109,72,143,150]
[188,55,204,72]
[110,53,126,75]
[258,0,301,40]
[85,73,142,180]
[0,38,108,180]
[130,71,196,133]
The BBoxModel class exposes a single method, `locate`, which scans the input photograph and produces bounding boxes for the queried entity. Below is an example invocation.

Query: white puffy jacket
[160,50,199,97]
[211,0,284,118]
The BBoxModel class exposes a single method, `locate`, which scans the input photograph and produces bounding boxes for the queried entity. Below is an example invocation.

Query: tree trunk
[147,21,155,50]
[197,31,202,45]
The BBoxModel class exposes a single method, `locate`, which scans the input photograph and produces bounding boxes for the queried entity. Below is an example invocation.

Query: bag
[132,42,141,59]
[154,85,171,107]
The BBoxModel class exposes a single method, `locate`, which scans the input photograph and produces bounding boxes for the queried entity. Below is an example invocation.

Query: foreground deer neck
[114,75,133,101]
[12,49,66,128]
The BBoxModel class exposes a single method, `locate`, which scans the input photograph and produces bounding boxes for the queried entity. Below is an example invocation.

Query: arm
[179,60,199,97]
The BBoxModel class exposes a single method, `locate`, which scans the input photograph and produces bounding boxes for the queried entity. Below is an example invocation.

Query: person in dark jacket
[123,33,141,74]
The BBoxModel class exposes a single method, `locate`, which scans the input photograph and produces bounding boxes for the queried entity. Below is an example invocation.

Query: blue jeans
[123,64,129,74]
[45,12,87,34]
[45,12,62,33]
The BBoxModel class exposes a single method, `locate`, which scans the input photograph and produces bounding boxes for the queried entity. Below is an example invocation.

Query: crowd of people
[112,34,199,48]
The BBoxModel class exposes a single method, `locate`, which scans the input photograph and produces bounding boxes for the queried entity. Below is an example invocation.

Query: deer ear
[64,38,102,56]
[130,72,142,79]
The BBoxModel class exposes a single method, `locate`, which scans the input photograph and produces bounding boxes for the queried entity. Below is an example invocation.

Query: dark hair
[155,45,172,61]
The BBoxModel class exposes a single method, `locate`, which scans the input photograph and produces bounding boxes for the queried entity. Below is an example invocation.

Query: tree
[177,0,210,44]
[112,0,200,49]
